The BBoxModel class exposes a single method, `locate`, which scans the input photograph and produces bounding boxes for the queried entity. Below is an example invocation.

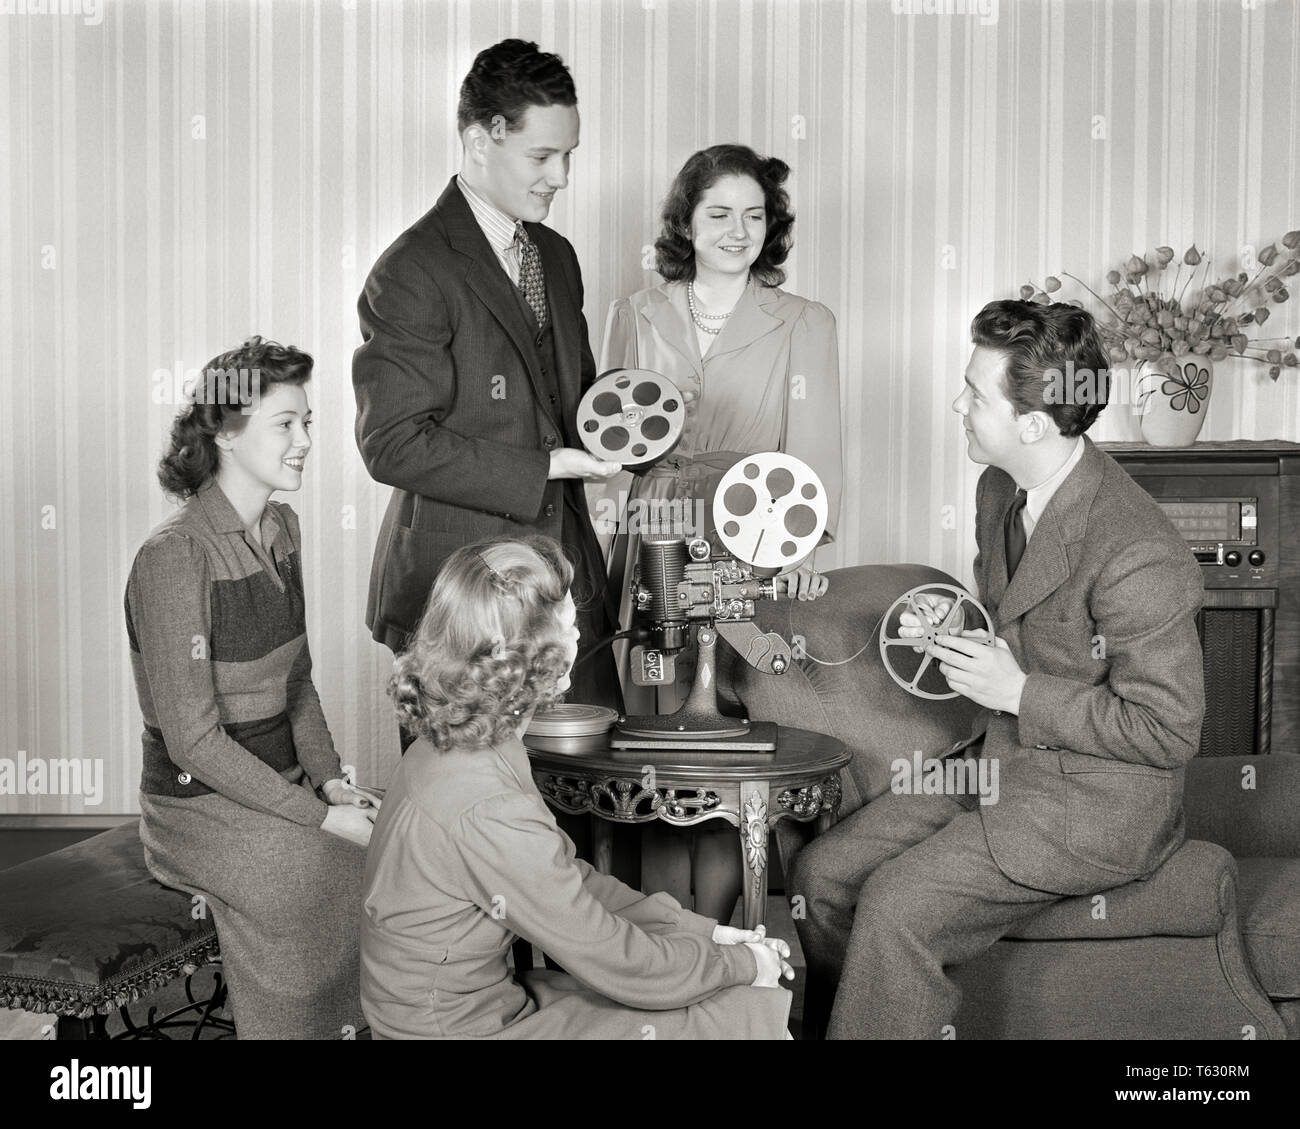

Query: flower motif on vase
[1159,360,1211,414]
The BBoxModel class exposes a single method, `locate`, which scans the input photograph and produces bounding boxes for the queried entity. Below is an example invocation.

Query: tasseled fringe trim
[0,934,221,1019]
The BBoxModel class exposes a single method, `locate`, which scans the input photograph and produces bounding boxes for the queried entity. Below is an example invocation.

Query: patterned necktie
[1004,488,1028,580]
[514,222,549,331]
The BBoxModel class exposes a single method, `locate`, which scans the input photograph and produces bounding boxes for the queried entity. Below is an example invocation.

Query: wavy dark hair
[456,39,577,134]
[389,536,576,752]
[971,300,1110,437]
[157,336,313,499]
[654,144,795,287]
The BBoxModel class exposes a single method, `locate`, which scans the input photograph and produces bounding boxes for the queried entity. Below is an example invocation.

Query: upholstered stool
[0,821,232,1039]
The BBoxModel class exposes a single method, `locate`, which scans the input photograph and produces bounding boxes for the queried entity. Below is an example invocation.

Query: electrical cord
[573,551,949,673]
[784,591,975,667]
[569,629,639,672]
[783,601,889,667]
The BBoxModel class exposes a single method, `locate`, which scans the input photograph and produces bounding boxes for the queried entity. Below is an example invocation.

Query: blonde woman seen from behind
[360,535,795,1039]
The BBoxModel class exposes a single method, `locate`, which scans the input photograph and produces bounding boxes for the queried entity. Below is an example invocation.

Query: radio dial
[1249,549,1265,567]
[1224,550,1242,568]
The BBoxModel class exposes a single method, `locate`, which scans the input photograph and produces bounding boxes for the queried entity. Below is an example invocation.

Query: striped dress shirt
[456,174,523,286]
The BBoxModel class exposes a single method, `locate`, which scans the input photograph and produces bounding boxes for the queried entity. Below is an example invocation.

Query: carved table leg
[591,815,614,874]
[815,773,843,835]
[739,780,770,931]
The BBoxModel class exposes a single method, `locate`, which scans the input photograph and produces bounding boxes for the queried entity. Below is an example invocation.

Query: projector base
[612,625,777,752]
[611,717,777,752]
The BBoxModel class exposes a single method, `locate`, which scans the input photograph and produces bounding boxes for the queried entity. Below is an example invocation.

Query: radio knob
[1224,550,1242,567]
[1248,549,1265,567]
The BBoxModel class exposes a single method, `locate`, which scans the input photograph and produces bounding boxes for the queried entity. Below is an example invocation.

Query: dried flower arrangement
[1022,234,1300,381]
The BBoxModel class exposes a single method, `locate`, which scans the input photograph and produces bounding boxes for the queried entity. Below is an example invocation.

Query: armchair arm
[1184,754,1300,858]
[725,562,980,818]
[1006,840,1236,941]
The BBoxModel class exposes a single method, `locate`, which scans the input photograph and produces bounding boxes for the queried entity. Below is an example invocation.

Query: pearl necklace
[687,281,733,335]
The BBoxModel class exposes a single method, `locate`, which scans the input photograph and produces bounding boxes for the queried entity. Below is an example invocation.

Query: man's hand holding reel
[888,590,1027,716]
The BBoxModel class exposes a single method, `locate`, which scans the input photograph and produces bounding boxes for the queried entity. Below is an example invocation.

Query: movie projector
[570,368,830,753]
[526,369,991,758]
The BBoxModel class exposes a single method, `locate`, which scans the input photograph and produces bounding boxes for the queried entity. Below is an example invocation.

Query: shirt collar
[456,174,520,255]
[1025,436,1086,526]
[195,479,284,550]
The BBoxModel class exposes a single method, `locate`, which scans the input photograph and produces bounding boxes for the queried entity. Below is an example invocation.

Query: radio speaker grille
[1196,608,1260,756]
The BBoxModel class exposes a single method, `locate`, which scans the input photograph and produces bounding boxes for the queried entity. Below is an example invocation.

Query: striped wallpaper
[2,0,1298,814]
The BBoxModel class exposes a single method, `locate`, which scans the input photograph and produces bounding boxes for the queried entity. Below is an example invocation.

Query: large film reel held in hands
[879,583,996,700]
[577,369,686,473]
[712,452,829,574]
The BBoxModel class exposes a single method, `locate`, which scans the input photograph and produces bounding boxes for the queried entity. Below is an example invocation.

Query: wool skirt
[139,779,366,1039]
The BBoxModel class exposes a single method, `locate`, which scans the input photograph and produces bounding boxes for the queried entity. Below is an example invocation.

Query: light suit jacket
[359,735,791,1039]
[968,437,1206,895]
[591,278,844,552]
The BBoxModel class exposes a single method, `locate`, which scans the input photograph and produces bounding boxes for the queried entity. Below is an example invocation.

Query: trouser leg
[787,788,968,990]
[827,808,1064,1039]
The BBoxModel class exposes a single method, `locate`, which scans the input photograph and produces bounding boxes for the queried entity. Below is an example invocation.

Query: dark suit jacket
[353,178,601,651]
[968,437,1206,895]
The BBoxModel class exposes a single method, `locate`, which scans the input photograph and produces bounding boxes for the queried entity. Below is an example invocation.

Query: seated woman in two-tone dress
[126,337,375,1039]
[360,535,794,1039]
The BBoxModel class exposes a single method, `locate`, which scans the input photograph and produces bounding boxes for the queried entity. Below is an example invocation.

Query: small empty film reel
[712,452,828,572]
[577,369,685,473]
[878,583,995,700]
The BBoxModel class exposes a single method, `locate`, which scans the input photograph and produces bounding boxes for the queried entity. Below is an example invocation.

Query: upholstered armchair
[721,563,1299,1040]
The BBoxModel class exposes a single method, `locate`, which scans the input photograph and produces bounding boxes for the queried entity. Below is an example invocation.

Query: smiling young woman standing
[125,337,373,1039]
[596,145,844,925]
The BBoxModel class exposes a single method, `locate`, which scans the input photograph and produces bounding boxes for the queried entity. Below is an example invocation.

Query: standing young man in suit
[789,299,1206,1039]
[353,40,624,730]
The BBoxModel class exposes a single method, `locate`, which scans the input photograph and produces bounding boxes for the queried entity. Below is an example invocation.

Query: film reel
[878,583,995,700]
[577,369,685,473]
[712,452,828,573]
[523,703,619,754]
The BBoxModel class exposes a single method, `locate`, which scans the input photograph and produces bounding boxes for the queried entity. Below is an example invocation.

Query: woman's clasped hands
[320,778,383,847]
[713,923,796,988]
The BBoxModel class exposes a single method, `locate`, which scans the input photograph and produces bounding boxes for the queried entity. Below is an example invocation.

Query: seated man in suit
[788,299,1205,1039]
[353,39,624,741]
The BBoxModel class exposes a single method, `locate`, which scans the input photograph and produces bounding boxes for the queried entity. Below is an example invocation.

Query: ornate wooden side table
[524,726,851,929]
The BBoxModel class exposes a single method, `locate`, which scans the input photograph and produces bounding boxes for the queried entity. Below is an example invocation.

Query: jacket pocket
[1060,751,1175,874]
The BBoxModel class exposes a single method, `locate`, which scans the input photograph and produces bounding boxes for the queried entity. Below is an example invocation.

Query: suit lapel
[996,438,1103,624]
[646,286,704,382]
[437,179,563,433]
[706,279,784,359]
[997,516,1070,625]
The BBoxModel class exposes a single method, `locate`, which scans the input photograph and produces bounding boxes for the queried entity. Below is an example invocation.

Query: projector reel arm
[713,620,793,676]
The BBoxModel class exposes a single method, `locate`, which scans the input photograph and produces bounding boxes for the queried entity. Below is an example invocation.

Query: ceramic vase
[1138,355,1213,446]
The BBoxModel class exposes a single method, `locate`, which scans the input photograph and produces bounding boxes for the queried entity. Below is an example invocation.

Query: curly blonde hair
[389,536,576,751]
